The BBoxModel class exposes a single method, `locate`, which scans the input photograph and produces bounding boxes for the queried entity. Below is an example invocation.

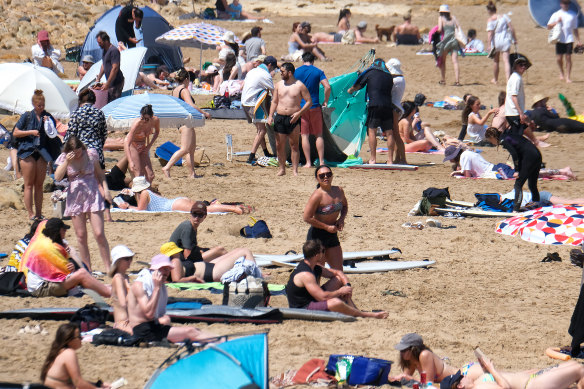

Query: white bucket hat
[439,4,450,13]
[386,58,403,76]
[131,176,150,192]
[223,31,236,44]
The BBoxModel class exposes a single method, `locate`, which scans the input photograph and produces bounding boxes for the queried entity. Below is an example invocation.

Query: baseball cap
[150,254,174,270]
[394,333,424,351]
[45,218,70,231]
[190,201,207,215]
[440,370,463,389]
[160,242,183,257]
[38,30,49,41]
[254,54,267,63]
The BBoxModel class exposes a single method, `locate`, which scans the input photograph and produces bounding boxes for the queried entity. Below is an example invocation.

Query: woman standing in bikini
[303,165,347,271]
[162,68,211,179]
[124,104,159,183]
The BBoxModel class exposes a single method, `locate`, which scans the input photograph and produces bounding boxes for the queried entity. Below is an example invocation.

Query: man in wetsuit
[267,62,312,176]
[286,240,388,319]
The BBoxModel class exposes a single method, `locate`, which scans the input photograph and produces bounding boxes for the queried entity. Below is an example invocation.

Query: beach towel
[252,90,270,123]
[22,233,70,283]
[167,282,286,295]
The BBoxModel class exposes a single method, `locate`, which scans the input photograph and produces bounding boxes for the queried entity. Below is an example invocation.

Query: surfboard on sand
[270,259,435,274]
[256,307,356,322]
[348,163,418,171]
[435,207,516,218]
[528,0,584,28]
[445,199,475,208]
[255,249,400,267]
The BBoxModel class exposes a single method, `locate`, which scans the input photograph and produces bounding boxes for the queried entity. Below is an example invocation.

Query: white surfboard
[255,249,400,267]
[270,259,435,273]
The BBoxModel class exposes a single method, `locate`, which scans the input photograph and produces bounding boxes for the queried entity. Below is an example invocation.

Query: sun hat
[254,54,267,63]
[38,30,49,41]
[511,54,531,69]
[439,4,450,13]
[150,254,174,270]
[357,21,368,29]
[222,31,236,43]
[531,94,549,108]
[160,242,183,257]
[394,333,424,351]
[108,245,135,277]
[443,145,463,162]
[131,176,150,192]
[386,58,403,75]
[440,370,463,389]
[81,55,95,64]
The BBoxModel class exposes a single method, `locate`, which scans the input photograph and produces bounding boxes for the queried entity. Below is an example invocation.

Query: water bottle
[497,167,508,180]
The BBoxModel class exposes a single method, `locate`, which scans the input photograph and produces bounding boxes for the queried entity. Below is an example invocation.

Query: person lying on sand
[285,239,388,319]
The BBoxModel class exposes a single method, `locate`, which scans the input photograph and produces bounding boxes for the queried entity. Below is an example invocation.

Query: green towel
[167,282,286,293]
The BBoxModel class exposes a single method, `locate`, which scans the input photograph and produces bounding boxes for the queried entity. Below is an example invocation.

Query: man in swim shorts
[267,62,312,176]
[285,240,388,319]
[395,13,421,45]
[127,254,215,343]
[547,0,581,83]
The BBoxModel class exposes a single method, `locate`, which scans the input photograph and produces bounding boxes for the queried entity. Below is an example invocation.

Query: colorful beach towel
[167,282,286,295]
[253,90,270,123]
[21,231,70,282]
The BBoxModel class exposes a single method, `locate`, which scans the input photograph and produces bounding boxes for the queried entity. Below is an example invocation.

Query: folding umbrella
[495,204,584,246]
[0,63,78,119]
[101,92,205,130]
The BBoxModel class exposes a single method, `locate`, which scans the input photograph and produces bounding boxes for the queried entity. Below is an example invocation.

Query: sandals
[438,80,446,85]
[542,252,562,262]
[454,82,462,86]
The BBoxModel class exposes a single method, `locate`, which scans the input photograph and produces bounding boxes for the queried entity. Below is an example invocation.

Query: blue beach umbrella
[101,92,205,130]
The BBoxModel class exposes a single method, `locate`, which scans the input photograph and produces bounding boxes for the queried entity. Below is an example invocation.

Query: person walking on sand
[294,52,331,167]
[486,1,517,84]
[436,4,462,86]
[124,104,160,183]
[547,0,581,83]
[347,58,406,164]
[267,62,312,176]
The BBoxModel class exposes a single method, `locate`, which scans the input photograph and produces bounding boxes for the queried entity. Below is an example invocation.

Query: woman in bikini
[311,8,352,43]
[109,245,134,334]
[303,165,348,271]
[399,101,445,152]
[41,323,111,388]
[124,104,159,183]
[163,68,211,179]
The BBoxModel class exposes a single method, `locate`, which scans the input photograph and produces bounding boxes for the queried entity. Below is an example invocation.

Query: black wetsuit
[527,108,584,133]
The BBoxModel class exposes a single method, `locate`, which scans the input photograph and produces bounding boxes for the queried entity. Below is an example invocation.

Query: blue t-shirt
[295,64,326,108]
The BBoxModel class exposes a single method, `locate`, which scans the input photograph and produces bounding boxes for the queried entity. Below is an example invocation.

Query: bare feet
[161,167,171,178]
[363,310,388,319]
[302,164,312,168]
[565,166,577,180]
[190,172,204,178]
[491,78,498,85]
[277,169,285,176]
[566,78,573,83]
[293,169,298,176]
[368,159,376,165]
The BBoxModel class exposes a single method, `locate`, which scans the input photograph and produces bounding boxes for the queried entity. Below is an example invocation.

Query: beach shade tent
[155,22,243,70]
[528,0,584,28]
[495,204,584,246]
[144,332,268,389]
[77,47,147,98]
[0,63,77,119]
[101,92,205,130]
[79,5,183,72]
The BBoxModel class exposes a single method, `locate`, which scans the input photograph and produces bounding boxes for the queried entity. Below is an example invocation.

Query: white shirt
[465,39,485,52]
[459,150,494,177]
[548,9,578,44]
[391,76,405,113]
[505,72,524,116]
[31,43,64,74]
[135,268,167,319]
[466,112,487,142]
[241,66,274,107]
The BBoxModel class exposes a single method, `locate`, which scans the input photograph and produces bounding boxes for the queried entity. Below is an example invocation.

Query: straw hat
[439,4,450,13]
[131,176,150,192]
[531,94,549,108]
[386,58,403,76]
[223,31,236,44]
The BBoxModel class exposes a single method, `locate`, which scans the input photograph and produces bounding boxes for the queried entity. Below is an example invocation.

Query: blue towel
[155,141,182,166]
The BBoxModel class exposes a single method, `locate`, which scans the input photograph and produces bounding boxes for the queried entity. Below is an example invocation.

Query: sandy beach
[2,0,584,387]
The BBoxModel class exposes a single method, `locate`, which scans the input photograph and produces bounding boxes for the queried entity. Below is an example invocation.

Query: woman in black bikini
[303,165,348,271]
[162,68,211,179]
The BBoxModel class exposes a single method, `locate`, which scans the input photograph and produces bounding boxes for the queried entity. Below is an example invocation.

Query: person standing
[486,1,517,84]
[31,30,64,75]
[267,62,312,176]
[115,5,143,49]
[436,4,462,86]
[124,105,159,183]
[505,55,531,136]
[294,52,331,167]
[347,58,406,165]
[244,26,266,62]
[386,58,408,164]
[95,31,125,103]
[241,55,278,164]
[547,0,581,83]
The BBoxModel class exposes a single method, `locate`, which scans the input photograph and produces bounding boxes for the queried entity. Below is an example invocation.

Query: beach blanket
[21,233,70,283]
[110,208,227,215]
[167,282,286,295]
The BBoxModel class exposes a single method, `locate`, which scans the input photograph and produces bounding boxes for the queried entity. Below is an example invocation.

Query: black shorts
[273,113,299,135]
[182,260,214,282]
[365,106,393,131]
[505,116,526,137]
[133,320,171,342]
[307,226,340,249]
[105,165,126,191]
[556,42,573,55]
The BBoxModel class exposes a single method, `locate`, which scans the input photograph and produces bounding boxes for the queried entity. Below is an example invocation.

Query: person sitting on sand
[288,22,327,62]
[216,0,258,20]
[440,350,584,389]
[161,241,259,283]
[286,240,387,319]
[124,104,159,183]
[399,101,445,152]
[127,254,216,343]
[395,13,421,45]
[109,245,135,334]
[389,333,467,384]
[135,65,171,90]
[77,55,95,80]
[41,323,112,388]
[464,29,485,53]
[462,96,499,143]
[354,21,380,43]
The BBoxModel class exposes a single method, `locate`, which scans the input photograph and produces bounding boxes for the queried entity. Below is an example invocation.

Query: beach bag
[222,276,270,308]
[92,328,140,347]
[213,95,231,109]
[70,304,108,332]
[326,354,392,386]
[341,30,356,45]
[474,193,514,213]
[454,26,467,48]
[292,359,335,384]
[0,271,25,295]
[202,7,216,19]
[240,219,272,239]
[548,23,561,44]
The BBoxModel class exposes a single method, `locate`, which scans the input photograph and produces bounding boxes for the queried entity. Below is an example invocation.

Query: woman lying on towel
[440,350,584,389]
[115,176,253,215]
[399,101,445,152]
[41,323,111,388]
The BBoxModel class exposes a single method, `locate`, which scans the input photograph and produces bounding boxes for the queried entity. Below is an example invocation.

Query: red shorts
[301,106,324,136]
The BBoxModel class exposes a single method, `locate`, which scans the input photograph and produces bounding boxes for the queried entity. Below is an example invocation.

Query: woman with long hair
[436,5,462,85]
[462,96,498,143]
[303,165,348,271]
[124,104,159,183]
[311,8,352,43]
[55,136,112,272]
[12,90,59,220]
[163,69,211,179]
[399,101,445,152]
[109,245,134,333]
[41,323,111,388]
[486,1,516,84]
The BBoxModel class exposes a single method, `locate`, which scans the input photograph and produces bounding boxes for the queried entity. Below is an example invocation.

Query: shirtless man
[267,62,312,176]
[127,254,215,343]
[124,104,159,183]
[394,13,421,45]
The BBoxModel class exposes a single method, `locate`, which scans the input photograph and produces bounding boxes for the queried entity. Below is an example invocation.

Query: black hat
[510,53,531,69]
[440,370,463,389]
[45,218,70,231]
[443,145,463,162]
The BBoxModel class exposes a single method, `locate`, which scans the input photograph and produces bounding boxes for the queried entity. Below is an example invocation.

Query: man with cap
[31,30,64,74]
[294,52,331,168]
[95,31,125,103]
[241,55,279,164]
[77,55,95,80]
[347,58,406,164]
[115,5,143,49]
[504,55,531,136]
[547,0,581,83]
[245,26,266,63]
[127,254,215,342]
[354,21,380,43]
[528,95,584,133]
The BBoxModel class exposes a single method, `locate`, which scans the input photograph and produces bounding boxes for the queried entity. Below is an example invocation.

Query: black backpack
[70,304,109,332]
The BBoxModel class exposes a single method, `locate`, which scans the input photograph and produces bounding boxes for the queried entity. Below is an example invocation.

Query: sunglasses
[191,213,207,218]
[318,172,333,179]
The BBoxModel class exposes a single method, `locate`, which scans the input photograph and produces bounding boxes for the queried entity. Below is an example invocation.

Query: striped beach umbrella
[496,204,584,246]
[101,92,205,130]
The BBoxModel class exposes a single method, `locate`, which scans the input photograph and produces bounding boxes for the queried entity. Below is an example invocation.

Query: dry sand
[3,0,584,387]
